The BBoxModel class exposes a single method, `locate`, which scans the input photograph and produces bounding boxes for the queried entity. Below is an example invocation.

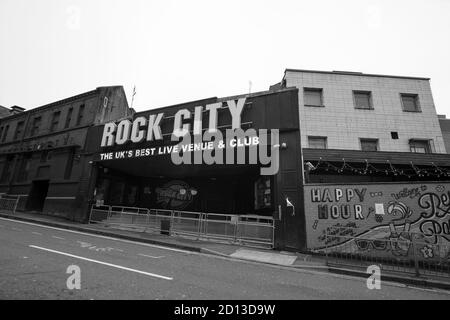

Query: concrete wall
[284,70,446,153]
[304,182,450,262]
[439,118,450,154]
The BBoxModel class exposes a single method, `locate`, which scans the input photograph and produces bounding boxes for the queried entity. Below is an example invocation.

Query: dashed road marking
[51,236,65,240]
[138,253,165,259]
[29,245,173,281]
[31,232,42,236]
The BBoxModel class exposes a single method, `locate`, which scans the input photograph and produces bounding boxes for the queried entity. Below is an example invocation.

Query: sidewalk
[1,210,449,290]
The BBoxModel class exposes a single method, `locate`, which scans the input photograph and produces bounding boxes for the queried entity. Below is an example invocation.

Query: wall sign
[155,181,198,210]
[101,98,247,147]
[304,183,450,262]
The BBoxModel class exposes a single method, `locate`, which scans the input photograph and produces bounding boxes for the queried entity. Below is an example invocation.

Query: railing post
[271,220,275,249]
[170,210,174,236]
[196,213,202,240]
[233,215,238,244]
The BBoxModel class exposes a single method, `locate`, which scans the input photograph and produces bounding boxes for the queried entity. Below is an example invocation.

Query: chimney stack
[10,105,26,114]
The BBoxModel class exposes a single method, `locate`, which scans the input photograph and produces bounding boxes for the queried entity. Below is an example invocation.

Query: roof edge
[284,68,430,81]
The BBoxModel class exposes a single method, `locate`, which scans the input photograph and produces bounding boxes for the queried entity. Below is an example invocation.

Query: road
[0,217,449,300]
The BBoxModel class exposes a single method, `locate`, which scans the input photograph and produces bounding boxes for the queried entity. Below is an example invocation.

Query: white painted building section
[283,70,446,154]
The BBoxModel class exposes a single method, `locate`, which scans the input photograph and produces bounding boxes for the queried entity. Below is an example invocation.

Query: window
[401,93,420,112]
[14,121,24,140]
[308,136,327,149]
[391,132,399,139]
[64,149,75,179]
[30,116,41,136]
[40,150,52,163]
[50,111,61,132]
[360,138,379,151]
[16,153,31,182]
[76,104,85,126]
[353,91,372,109]
[0,127,3,141]
[65,107,73,128]
[1,125,9,142]
[0,155,14,183]
[410,140,430,153]
[304,88,323,107]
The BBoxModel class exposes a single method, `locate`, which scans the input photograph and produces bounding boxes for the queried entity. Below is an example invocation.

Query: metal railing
[89,204,275,248]
[322,225,450,278]
[0,194,21,214]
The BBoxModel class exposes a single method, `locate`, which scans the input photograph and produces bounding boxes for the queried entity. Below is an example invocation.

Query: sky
[1,0,450,115]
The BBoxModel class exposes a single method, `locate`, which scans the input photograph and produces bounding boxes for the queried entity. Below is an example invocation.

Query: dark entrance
[26,180,49,212]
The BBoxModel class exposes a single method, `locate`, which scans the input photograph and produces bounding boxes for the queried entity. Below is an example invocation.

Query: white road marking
[29,245,173,281]
[32,232,42,236]
[51,236,65,240]
[76,241,124,253]
[0,217,191,254]
[138,253,165,259]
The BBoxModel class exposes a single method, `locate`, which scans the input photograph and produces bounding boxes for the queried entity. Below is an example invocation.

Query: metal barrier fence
[89,205,275,248]
[0,195,20,214]
[323,226,450,278]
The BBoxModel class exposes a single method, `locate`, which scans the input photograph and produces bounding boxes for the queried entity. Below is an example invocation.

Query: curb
[327,266,450,291]
[0,213,202,254]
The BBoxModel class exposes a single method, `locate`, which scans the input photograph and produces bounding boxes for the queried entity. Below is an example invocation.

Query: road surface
[0,217,449,300]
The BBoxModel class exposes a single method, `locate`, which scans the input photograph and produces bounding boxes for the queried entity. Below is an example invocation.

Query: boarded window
[65,107,73,128]
[308,136,327,149]
[354,91,372,109]
[30,117,41,136]
[50,111,61,132]
[76,104,85,125]
[64,149,75,180]
[360,139,378,151]
[16,153,32,182]
[0,155,14,182]
[304,88,323,107]
[401,94,420,112]
[14,121,25,140]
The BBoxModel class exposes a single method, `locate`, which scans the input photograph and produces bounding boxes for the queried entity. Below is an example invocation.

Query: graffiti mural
[304,183,450,262]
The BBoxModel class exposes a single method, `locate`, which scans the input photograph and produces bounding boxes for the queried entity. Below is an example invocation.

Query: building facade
[281,69,445,154]
[86,88,306,250]
[0,86,132,222]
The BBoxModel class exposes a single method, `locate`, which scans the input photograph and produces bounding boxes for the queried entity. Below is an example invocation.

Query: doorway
[26,180,49,212]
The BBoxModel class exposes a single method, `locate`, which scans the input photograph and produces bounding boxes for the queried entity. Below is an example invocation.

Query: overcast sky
[1,0,449,115]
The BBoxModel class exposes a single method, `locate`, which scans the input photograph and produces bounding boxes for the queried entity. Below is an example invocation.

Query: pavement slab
[230,249,298,266]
